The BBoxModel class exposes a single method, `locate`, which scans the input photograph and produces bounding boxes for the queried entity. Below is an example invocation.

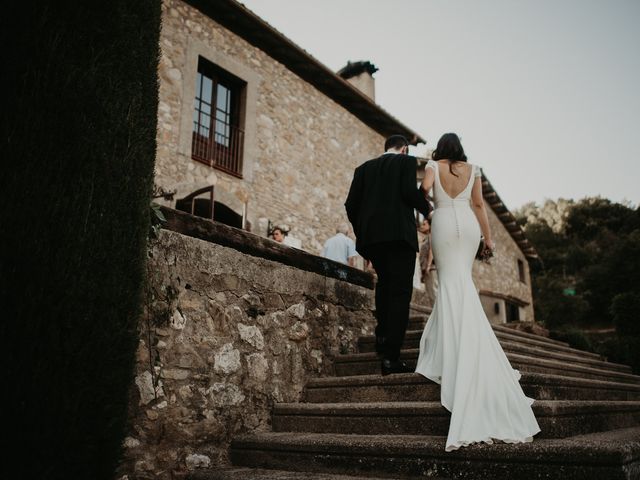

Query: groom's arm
[345,166,363,228]
[401,155,432,217]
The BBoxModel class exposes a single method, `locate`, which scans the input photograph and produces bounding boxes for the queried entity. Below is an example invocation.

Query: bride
[414,133,541,452]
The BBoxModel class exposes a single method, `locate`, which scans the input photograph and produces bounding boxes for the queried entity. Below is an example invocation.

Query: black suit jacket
[344,153,432,258]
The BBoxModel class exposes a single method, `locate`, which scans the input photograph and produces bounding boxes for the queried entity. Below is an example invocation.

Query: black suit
[345,153,432,361]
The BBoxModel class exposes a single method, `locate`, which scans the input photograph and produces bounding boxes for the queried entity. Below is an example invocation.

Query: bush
[610,292,640,337]
[532,274,590,329]
[1,2,160,478]
[593,335,640,376]
[550,326,593,352]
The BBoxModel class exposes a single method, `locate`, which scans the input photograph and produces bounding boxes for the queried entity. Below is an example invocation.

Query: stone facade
[155,0,536,324]
[118,230,375,478]
[473,206,534,323]
[155,0,384,254]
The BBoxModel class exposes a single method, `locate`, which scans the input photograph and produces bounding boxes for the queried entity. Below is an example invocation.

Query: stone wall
[118,230,375,479]
[155,0,384,254]
[473,206,535,322]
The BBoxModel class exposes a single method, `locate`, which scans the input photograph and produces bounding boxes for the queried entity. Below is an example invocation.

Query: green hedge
[1,1,160,478]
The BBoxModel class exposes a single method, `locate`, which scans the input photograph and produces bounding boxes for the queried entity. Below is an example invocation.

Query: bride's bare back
[436,160,473,199]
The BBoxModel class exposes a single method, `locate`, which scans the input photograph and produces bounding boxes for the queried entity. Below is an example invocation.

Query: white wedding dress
[415,160,541,452]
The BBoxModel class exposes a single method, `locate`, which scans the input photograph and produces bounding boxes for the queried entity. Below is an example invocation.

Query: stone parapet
[118,229,375,478]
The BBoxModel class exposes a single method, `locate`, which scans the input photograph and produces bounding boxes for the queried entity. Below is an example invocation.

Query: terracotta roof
[416,159,539,260]
[185,0,426,145]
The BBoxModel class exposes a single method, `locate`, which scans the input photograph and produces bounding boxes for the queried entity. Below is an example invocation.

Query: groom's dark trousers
[345,153,431,361]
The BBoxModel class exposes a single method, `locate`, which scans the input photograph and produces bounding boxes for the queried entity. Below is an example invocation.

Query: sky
[239,0,640,210]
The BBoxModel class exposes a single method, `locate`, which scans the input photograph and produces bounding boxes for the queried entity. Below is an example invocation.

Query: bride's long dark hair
[432,133,468,177]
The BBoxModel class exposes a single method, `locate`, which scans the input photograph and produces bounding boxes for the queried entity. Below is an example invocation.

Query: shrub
[610,291,640,337]
[1,2,160,478]
[551,326,593,352]
[593,335,640,376]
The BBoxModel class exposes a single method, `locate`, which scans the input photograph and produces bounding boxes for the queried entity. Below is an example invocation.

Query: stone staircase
[196,308,640,479]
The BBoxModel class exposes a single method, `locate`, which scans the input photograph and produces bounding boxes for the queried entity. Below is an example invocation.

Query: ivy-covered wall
[1,2,161,478]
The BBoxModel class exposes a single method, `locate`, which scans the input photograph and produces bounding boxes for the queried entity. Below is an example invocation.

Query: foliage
[610,291,640,337]
[150,202,168,239]
[516,198,575,233]
[531,273,590,329]
[591,334,640,376]
[1,1,160,479]
[515,197,640,329]
[550,326,593,352]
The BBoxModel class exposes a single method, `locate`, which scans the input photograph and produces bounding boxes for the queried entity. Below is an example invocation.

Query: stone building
[154,0,423,254]
[153,0,538,324]
[473,175,538,324]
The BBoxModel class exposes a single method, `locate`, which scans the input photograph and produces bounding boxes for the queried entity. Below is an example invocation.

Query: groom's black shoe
[381,358,412,376]
[375,335,386,356]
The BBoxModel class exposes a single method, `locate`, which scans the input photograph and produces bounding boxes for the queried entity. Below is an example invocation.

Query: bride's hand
[485,239,495,252]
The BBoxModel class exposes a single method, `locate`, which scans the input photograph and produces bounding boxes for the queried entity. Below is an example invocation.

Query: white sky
[239,0,640,210]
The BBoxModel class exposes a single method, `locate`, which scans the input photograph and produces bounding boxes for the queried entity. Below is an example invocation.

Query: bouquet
[475,237,495,264]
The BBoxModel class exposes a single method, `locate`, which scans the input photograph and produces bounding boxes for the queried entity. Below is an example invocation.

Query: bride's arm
[420,165,435,199]
[470,177,494,249]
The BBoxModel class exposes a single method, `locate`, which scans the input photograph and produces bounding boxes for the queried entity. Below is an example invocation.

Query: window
[505,301,520,322]
[192,57,246,177]
[517,259,526,283]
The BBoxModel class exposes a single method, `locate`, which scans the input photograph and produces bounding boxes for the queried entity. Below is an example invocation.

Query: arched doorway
[175,186,243,229]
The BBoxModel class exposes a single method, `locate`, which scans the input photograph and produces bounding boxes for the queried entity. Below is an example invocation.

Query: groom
[345,135,432,375]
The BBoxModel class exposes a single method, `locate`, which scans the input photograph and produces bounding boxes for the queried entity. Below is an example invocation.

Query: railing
[175,186,215,220]
[191,124,244,178]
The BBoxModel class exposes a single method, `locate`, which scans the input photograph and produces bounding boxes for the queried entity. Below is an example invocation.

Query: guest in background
[322,223,357,266]
[271,226,286,244]
[418,217,438,307]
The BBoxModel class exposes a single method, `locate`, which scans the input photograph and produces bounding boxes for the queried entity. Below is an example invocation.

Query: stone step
[333,349,640,385]
[409,303,432,315]
[490,329,600,358]
[407,315,569,349]
[231,427,640,480]
[303,372,640,403]
[358,333,630,374]
[407,316,426,331]
[188,467,403,480]
[492,323,569,347]
[360,327,603,362]
[271,400,640,438]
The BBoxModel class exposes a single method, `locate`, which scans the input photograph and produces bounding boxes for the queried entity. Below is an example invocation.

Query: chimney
[337,60,378,101]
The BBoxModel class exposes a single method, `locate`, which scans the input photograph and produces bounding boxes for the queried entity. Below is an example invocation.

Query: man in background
[322,223,357,266]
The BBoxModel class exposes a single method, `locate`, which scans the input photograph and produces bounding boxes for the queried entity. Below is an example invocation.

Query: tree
[516,197,639,328]
[611,292,640,337]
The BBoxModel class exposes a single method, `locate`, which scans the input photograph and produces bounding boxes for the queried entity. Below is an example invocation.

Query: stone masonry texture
[117,230,375,478]
[472,206,535,322]
[154,0,535,321]
[155,0,384,254]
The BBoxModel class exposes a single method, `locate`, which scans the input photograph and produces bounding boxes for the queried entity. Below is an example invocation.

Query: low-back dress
[415,159,541,452]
